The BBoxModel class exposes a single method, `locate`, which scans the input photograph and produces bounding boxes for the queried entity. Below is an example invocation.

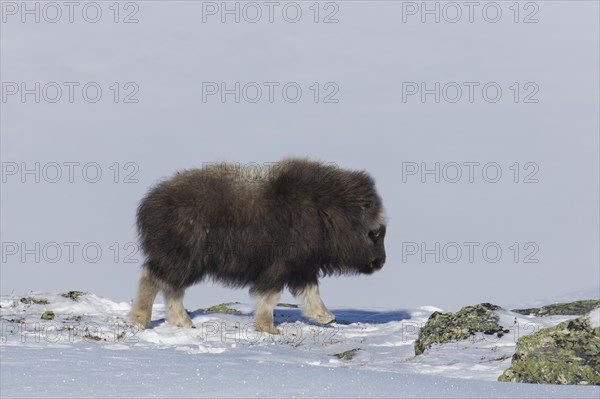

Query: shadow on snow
[149,307,412,329]
[273,308,412,326]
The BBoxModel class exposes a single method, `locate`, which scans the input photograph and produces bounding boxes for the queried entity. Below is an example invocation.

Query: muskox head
[357,199,387,274]
[366,222,387,273]
[314,167,387,276]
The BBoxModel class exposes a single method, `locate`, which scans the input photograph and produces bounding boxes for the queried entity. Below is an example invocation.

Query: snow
[1,292,599,398]
[588,307,600,329]
[2,346,597,399]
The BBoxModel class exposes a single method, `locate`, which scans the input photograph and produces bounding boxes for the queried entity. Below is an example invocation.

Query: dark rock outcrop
[414,303,506,355]
[498,313,600,385]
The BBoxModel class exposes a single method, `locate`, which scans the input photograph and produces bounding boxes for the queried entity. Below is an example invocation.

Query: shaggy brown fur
[130,158,387,333]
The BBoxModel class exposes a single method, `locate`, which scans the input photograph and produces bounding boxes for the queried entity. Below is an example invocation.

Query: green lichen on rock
[62,291,86,301]
[414,303,506,355]
[277,303,299,308]
[333,348,360,361]
[512,299,600,317]
[498,315,600,385]
[20,297,49,305]
[41,311,55,320]
[199,302,241,315]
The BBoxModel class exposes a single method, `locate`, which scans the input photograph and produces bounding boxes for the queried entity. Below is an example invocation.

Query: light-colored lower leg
[255,291,281,334]
[164,287,194,328]
[130,267,160,329]
[300,284,335,324]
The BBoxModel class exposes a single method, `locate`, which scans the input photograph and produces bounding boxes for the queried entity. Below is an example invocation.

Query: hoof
[169,314,194,328]
[256,324,281,335]
[129,312,150,330]
[308,311,336,325]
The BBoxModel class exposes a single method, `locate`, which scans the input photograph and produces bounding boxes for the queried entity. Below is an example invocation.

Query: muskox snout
[369,256,386,272]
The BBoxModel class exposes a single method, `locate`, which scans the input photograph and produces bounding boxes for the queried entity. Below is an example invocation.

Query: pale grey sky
[1,1,598,310]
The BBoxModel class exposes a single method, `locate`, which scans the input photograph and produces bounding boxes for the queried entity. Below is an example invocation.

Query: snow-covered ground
[1,290,599,398]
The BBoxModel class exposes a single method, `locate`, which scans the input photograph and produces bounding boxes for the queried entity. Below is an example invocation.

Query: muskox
[130,158,387,334]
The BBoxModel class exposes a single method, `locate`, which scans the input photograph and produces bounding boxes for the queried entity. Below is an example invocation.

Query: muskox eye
[368,230,380,241]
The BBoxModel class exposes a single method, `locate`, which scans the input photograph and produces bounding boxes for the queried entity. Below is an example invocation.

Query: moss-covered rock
[512,299,600,317]
[41,311,55,320]
[62,291,86,301]
[498,315,600,385]
[277,303,299,308]
[20,297,49,305]
[199,302,241,315]
[333,348,360,361]
[414,303,507,355]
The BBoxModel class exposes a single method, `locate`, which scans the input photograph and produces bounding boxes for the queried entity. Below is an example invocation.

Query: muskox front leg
[254,290,282,335]
[130,266,161,329]
[300,284,335,325]
[163,286,194,328]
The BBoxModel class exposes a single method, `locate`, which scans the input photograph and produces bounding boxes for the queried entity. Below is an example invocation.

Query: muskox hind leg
[163,286,194,328]
[130,266,161,329]
[254,290,282,335]
[299,284,336,325]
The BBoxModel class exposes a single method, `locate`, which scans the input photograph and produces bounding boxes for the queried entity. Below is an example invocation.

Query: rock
[199,302,241,315]
[333,348,360,361]
[20,297,49,305]
[41,311,55,320]
[62,291,86,301]
[414,303,504,355]
[277,303,299,308]
[498,312,600,385]
[512,299,600,317]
